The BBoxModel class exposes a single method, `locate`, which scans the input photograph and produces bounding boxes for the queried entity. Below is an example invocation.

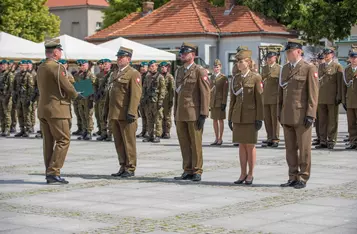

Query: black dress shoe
[280,180,298,187]
[210,140,218,145]
[346,145,357,150]
[270,142,279,148]
[136,132,146,138]
[152,136,160,143]
[46,175,69,184]
[233,143,239,146]
[234,175,247,184]
[312,141,320,146]
[245,177,254,185]
[96,135,107,141]
[327,143,335,150]
[120,171,135,178]
[191,174,201,182]
[14,132,24,137]
[262,140,269,144]
[343,138,350,142]
[294,181,306,189]
[174,173,193,180]
[315,144,327,149]
[216,140,223,146]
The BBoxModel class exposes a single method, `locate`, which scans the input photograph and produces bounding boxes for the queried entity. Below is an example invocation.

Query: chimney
[142,1,154,15]
[224,0,234,10]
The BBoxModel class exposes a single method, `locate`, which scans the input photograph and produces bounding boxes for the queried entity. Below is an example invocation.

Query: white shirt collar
[120,65,129,72]
[290,58,302,68]
[269,62,276,68]
[352,66,357,71]
[325,60,333,66]
[185,62,194,70]
[241,70,250,78]
[214,72,221,77]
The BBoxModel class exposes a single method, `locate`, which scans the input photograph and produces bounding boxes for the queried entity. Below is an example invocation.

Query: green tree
[0,0,60,42]
[103,0,170,29]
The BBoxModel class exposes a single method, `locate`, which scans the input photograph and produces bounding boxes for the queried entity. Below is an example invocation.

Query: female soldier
[228,49,264,185]
[210,59,228,145]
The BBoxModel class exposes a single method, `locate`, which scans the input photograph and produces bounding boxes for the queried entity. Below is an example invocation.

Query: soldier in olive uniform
[27,60,37,133]
[142,60,165,143]
[312,53,325,146]
[137,62,149,138]
[261,48,281,148]
[72,60,84,136]
[13,60,34,137]
[210,59,228,146]
[95,59,113,141]
[342,46,357,150]
[9,60,17,133]
[0,60,15,136]
[228,50,264,185]
[315,47,343,149]
[160,61,175,139]
[107,47,142,178]
[174,42,210,182]
[37,39,81,184]
[278,39,319,189]
[93,59,104,136]
[74,60,96,140]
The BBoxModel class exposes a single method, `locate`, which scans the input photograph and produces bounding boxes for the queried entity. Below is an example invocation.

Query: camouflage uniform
[0,68,15,136]
[142,71,165,142]
[74,70,96,140]
[13,70,34,136]
[94,70,103,136]
[162,72,174,138]
[137,71,148,137]
[29,68,37,132]
[72,70,83,135]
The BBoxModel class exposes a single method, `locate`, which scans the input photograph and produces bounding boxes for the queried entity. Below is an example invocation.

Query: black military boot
[77,131,87,140]
[22,131,30,137]
[1,131,10,137]
[96,133,107,141]
[72,129,83,136]
[93,130,101,137]
[270,142,279,148]
[143,136,153,142]
[327,142,335,150]
[152,136,161,143]
[14,130,25,137]
[29,127,35,134]
[105,135,112,141]
[136,131,146,138]
[35,132,42,138]
[315,144,327,149]
[10,127,16,133]
[312,139,320,146]
[83,132,92,140]
[162,133,171,139]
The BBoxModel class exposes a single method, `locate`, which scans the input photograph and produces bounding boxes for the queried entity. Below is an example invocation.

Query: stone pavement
[0,114,356,234]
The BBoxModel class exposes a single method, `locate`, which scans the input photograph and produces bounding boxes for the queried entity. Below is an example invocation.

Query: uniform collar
[120,65,129,72]
[269,62,276,68]
[325,60,333,66]
[241,70,250,78]
[214,72,221,77]
[185,62,194,71]
[352,65,357,71]
[290,58,302,68]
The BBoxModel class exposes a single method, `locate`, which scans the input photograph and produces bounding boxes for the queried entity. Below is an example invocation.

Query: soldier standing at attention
[75,60,96,140]
[37,39,80,184]
[228,49,263,185]
[27,60,37,134]
[174,42,210,182]
[315,47,343,150]
[142,60,165,143]
[160,61,175,139]
[312,53,325,146]
[107,47,141,178]
[72,60,84,136]
[279,39,319,189]
[261,48,281,148]
[93,59,104,137]
[0,60,15,137]
[209,59,228,146]
[13,60,34,138]
[136,62,149,138]
[342,46,357,150]
[96,59,113,141]
[8,60,17,133]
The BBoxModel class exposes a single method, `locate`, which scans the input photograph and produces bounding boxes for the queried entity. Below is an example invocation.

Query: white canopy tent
[0,32,44,59]
[99,37,176,61]
[39,35,117,61]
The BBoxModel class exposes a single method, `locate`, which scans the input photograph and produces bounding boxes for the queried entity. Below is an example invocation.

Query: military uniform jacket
[107,66,142,120]
[37,59,78,119]
[94,70,111,99]
[13,71,34,100]
[228,71,264,123]
[318,61,343,104]
[262,63,281,105]
[163,73,175,106]
[0,70,14,97]
[209,73,228,108]
[342,65,357,109]
[174,63,210,121]
[278,60,319,125]
[142,72,165,105]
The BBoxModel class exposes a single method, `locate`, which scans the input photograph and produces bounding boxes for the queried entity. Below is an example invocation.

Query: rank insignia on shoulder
[314,72,318,78]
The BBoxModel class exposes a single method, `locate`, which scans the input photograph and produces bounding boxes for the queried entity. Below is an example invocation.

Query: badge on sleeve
[136,77,141,83]
[202,76,209,83]
[260,82,264,89]
[314,72,318,79]
[62,71,66,76]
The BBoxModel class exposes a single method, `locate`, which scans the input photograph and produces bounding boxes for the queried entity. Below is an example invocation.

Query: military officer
[160,61,175,139]
[93,59,104,137]
[174,42,210,182]
[74,60,96,140]
[13,60,34,137]
[0,60,15,136]
[107,47,141,178]
[210,59,228,146]
[342,46,357,150]
[142,60,165,143]
[312,53,325,146]
[27,60,37,133]
[232,46,248,77]
[261,48,281,148]
[316,47,343,149]
[136,62,149,138]
[278,39,319,189]
[95,59,113,141]
[37,39,80,184]
[228,49,264,185]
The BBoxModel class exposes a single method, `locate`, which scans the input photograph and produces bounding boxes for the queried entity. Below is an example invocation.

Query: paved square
[0,114,356,233]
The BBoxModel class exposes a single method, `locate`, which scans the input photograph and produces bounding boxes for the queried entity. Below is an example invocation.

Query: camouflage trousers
[17,98,32,132]
[145,102,163,137]
[31,101,37,129]
[94,101,101,133]
[73,101,82,131]
[11,102,17,129]
[162,104,173,135]
[78,99,94,133]
[139,104,147,133]
[97,98,112,137]
[0,96,12,132]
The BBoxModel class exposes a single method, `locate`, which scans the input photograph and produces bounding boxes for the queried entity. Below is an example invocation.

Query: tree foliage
[0,0,60,42]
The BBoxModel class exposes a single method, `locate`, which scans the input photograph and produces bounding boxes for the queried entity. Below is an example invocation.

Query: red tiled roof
[86,0,291,41]
[46,0,109,8]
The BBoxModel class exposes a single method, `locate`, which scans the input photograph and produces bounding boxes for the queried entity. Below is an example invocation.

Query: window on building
[96,22,102,31]
[228,53,236,77]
